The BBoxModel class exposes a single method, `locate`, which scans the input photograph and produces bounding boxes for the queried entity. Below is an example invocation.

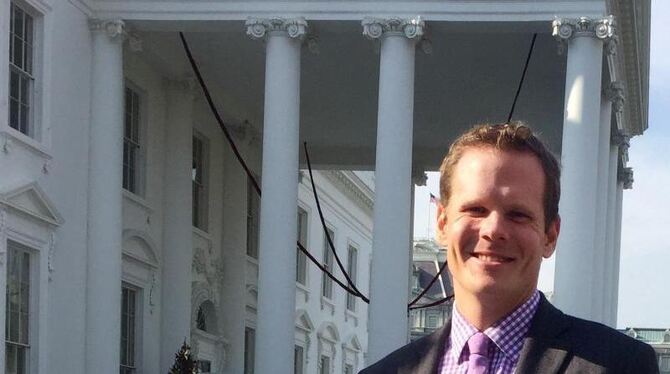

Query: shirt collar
[448,290,541,362]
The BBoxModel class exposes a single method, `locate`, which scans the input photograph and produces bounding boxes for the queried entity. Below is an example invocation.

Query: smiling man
[361,123,658,374]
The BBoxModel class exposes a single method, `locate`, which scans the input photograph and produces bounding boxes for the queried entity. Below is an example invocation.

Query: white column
[552,17,614,320]
[613,152,633,327]
[362,17,424,363]
[86,19,125,374]
[591,93,612,325]
[245,17,307,374]
[160,79,194,372]
[603,83,626,327]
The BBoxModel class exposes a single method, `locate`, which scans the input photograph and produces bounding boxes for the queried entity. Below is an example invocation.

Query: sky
[412,0,670,328]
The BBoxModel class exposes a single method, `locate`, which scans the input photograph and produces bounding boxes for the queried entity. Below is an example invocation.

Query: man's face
[436,147,559,304]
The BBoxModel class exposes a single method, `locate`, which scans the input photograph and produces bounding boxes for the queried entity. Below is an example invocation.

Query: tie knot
[467,332,490,357]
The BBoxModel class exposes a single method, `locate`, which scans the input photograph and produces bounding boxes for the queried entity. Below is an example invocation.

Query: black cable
[179,32,368,303]
[408,259,449,307]
[507,33,537,124]
[179,32,261,196]
[303,142,367,300]
[408,294,454,311]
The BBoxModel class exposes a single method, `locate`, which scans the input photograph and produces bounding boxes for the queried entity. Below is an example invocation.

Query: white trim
[90,1,605,22]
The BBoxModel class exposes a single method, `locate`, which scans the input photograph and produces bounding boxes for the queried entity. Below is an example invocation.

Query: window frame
[122,82,146,195]
[293,344,305,374]
[6,0,44,143]
[345,244,358,312]
[120,283,141,374]
[4,240,34,374]
[246,176,260,259]
[321,227,335,300]
[243,326,255,374]
[296,206,308,285]
[192,132,209,232]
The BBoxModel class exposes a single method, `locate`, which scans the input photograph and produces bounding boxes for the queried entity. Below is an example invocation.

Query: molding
[552,16,616,54]
[0,209,6,265]
[48,232,55,280]
[245,17,308,40]
[607,0,650,136]
[320,170,374,213]
[362,17,425,40]
[68,0,94,17]
[618,165,633,190]
[0,182,64,226]
[89,19,126,40]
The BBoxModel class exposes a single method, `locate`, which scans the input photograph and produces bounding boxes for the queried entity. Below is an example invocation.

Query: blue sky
[413,0,669,328]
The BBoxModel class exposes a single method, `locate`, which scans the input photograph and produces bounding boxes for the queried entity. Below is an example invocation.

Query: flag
[429,193,439,205]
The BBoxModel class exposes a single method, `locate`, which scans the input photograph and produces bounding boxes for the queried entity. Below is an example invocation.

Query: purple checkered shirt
[438,290,540,374]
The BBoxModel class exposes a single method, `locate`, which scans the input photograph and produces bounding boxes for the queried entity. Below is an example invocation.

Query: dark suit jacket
[360,295,659,373]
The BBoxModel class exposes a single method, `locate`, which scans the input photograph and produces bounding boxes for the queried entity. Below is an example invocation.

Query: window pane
[294,346,304,374]
[12,35,23,69]
[13,6,24,39]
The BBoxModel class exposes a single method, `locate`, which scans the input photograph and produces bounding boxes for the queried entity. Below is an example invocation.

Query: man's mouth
[471,253,514,263]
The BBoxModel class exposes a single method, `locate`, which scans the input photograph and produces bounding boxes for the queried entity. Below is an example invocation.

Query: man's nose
[479,212,508,241]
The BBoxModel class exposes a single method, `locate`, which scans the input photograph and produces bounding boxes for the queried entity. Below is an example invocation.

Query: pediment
[0,183,63,226]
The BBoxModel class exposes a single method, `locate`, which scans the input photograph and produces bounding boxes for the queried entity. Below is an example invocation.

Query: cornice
[320,170,374,213]
[607,0,651,136]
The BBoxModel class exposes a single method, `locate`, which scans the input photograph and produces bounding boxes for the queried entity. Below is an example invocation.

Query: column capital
[89,19,126,40]
[245,17,308,41]
[552,16,616,53]
[362,17,425,40]
[604,81,625,115]
[411,167,427,186]
[618,165,633,189]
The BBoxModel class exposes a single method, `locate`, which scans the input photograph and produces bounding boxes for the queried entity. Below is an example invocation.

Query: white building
[0,0,650,373]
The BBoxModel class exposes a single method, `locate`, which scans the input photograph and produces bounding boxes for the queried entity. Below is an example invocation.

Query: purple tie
[467,332,490,374]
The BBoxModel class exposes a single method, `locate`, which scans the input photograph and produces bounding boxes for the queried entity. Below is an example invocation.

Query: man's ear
[543,214,560,258]
[436,202,448,246]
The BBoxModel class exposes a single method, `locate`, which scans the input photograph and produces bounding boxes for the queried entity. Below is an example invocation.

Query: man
[361,123,658,373]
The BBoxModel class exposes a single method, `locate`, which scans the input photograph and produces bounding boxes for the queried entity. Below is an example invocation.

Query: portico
[60,1,649,372]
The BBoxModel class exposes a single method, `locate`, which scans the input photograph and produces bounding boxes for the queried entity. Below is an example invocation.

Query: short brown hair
[438,122,561,229]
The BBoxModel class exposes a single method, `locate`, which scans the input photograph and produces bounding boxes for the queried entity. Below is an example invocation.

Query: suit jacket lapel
[401,320,451,374]
[515,294,572,374]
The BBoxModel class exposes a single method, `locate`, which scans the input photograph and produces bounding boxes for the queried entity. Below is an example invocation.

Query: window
[321,228,334,299]
[319,355,330,374]
[120,285,138,374]
[244,327,255,374]
[296,208,308,284]
[346,245,358,311]
[196,305,207,332]
[198,360,212,374]
[123,86,142,194]
[294,345,304,374]
[660,354,670,372]
[8,3,34,137]
[426,313,438,329]
[246,177,260,259]
[5,241,31,374]
[192,134,209,231]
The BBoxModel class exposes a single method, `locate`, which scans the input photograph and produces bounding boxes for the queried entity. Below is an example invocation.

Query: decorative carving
[89,19,126,39]
[245,17,308,40]
[618,166,633,189]
[193,247,207,275]
[612,129,630,163]
[42,160,50,174]
[149,271,156,314]
[362,17,426,41]
[552,16,616,54]
[3,135,12,154]
[605,81,626,115]
[48,232,55,280]
[0,209,6,265]
[306,36,320,55]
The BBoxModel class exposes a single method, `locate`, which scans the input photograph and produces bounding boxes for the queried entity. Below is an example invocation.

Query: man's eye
[508,211,531,222]
[464,207,486,215]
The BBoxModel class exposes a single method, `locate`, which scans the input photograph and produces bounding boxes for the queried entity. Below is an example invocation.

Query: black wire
[303,142,367,300]
[179,32,368,303]
[507,33,537,124]
[408,294,454,311]
[408,259,449,307]
[179,32,261,196]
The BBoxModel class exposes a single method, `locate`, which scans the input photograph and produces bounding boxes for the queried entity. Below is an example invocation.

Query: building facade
[621,328,670,373]
[0,0,650,372]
